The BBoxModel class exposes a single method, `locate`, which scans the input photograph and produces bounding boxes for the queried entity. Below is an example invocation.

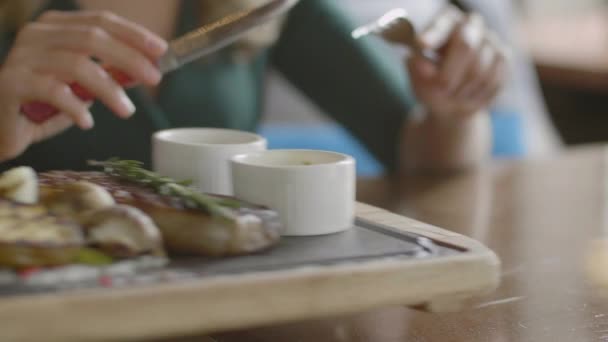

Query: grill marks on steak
[38,171,282,256]
[40,171,188,211]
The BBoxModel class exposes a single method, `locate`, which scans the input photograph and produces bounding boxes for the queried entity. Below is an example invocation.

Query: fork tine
[351,8,410,39]
[377,8,409,27]
[352,23,380,39]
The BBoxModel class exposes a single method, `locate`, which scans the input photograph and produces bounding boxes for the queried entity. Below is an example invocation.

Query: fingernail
[146,38,168,55]
[145,65,162,84]
[82,112,94,130]
[462,15,484,49]
[119,91,136,117]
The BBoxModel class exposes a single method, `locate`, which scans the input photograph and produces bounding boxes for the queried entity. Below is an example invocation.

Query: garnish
[75,248,113,266]
[88,159,241,220]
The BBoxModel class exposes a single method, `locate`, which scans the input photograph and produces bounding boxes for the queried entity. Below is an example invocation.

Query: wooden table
[154,145,608,342]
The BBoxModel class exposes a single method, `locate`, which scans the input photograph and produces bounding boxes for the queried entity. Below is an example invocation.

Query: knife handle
[21,66,135,124]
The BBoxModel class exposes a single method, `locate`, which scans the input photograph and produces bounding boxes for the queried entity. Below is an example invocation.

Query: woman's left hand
[407,9,507,120]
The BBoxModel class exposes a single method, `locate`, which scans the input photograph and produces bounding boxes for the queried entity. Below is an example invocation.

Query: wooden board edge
[0,203,501,341]
[0,252,499,341]
[355,202,495,255]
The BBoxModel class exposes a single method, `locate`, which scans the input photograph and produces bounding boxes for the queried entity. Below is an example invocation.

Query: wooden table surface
[160,145,608,342]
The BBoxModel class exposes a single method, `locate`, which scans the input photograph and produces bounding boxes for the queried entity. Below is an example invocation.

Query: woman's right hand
[0,10,167,162]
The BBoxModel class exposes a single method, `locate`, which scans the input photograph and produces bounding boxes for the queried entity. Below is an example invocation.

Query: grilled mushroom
[0,167,38,204]
[40,171,282,256]
[0,200,84,268]
[81,205,165,258]
[41,181,115,218]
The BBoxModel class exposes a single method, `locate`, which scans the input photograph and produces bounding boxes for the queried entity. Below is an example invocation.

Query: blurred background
[517,0,608,149]
[258,0,608,176]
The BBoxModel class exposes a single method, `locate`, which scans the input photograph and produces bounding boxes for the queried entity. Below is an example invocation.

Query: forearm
[400,110,492,172]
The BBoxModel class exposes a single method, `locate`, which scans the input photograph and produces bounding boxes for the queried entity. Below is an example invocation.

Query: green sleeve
[271,0,416,171]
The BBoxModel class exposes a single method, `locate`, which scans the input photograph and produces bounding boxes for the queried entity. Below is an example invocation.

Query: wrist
[401,109,492,171]
[410,104,482,128]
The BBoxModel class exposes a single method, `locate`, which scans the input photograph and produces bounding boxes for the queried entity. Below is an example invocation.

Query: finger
[437,14,485,94]
[407,52,438,83]
[20,72,94,129]
[38,10,167,60]
[486,30,512,66]
[30,50,135,118]
[453,40,496,99]
[32,114,73,143]
[19,23,161,85]
[419,5,463,50]
[455,62,505,118]
[472,56,506,108]
[406,51,440,105]
[457,86,499,119]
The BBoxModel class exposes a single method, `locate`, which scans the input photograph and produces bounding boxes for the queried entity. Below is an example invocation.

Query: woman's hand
[0,10,167,161]
[401,8,506,172]
[407,9,507,121]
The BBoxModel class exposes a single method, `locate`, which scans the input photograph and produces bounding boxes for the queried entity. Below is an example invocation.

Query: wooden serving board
[0,203,500,342]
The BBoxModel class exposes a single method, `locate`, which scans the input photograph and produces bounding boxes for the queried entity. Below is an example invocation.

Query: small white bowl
[231,150,356,236]
[152,128,266,196]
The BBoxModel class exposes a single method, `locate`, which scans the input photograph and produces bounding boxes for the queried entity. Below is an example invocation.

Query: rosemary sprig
[88,159,241,220]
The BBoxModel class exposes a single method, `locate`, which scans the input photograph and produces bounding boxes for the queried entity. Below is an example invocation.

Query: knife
[22,0,299,124]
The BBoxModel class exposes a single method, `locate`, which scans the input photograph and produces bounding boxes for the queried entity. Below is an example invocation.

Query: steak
[39,171,281,256]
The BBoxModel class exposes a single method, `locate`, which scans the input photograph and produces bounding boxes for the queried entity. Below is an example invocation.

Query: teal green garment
[2,0,415,172]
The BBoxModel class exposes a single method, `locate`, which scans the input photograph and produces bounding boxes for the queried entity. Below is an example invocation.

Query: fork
[351,8,440,63]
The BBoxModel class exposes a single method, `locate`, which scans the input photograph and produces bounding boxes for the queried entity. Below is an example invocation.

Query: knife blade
[159,0,298,73]
[22,0,299,124]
